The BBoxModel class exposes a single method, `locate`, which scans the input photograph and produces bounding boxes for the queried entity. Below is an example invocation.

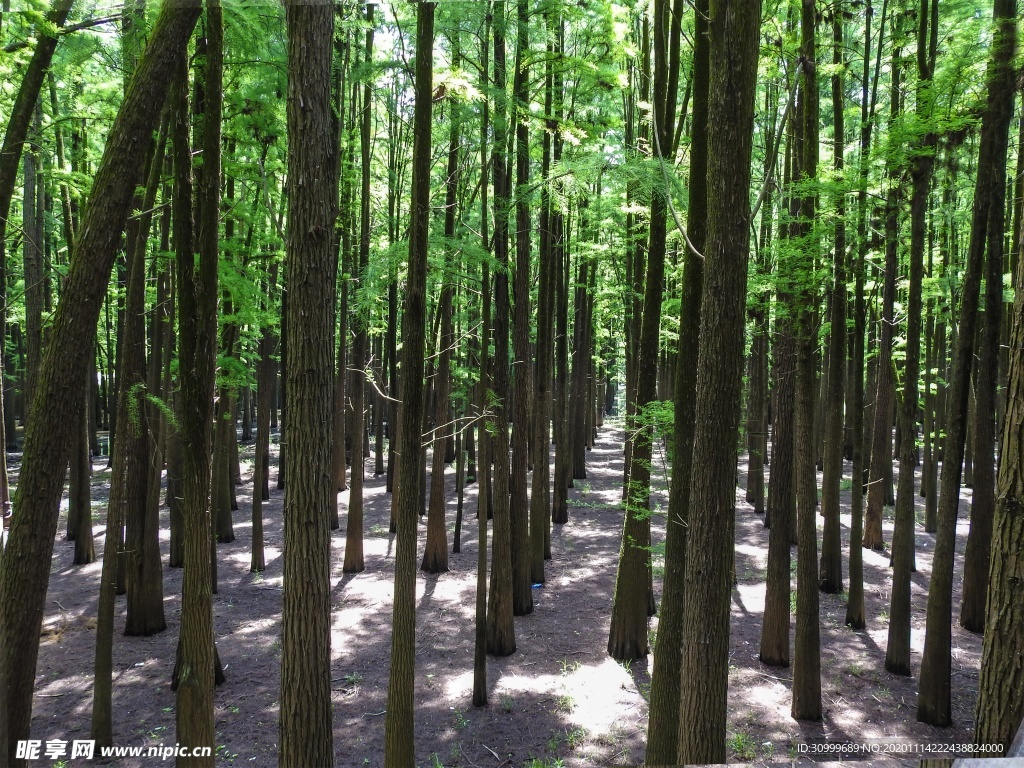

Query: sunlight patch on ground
[560,656,642,740]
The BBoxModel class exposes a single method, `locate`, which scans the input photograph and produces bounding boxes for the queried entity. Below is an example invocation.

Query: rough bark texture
[676,0,760,760]
[278,2,337,764]
[644,0,705,759]
[973,230,1024,750]
[961,161,1006,633]
[383,3,433,763]
[0,7,200,760]
[173,5,222,763]
[792,4,821,720]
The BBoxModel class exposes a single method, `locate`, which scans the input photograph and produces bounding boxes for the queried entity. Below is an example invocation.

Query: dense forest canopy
[0,0,1023,765]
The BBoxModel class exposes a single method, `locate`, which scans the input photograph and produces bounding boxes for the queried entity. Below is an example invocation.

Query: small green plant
[500,694,515,712]
[728,732,757,761]
[846,662,863,676]
[558,658,580,676]
[555,694,574,713]
[453,709,469,729]
[565,727,587,749]
[215,744,239,761]
[251,571,264,584]
[523,759,564,768]
[840,478,852,491]
[762,741,776,760]
[343,671,363,685]
[430,752,446,768]
[878,609,889,623]
[228,704,240,714]
[618,658,632,673]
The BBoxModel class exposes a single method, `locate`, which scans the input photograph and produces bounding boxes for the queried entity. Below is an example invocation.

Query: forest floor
[23,419,983,767]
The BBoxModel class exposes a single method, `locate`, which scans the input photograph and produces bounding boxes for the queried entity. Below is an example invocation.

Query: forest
[0,0,1023,766]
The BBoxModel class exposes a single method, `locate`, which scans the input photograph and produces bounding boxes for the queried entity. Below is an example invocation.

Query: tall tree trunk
[973,215,1024,749]
[818,7,847,595]
[345,5,375,574]
[676,0,760,760]
[887,0,937,674]
[509,0,533,615]
[792,1,821,721]
[423,57,457,575]
[383,3,433,763]
[278,1,337,765]
[961,121,1008,632]
[864,40,903,552]
[645,0,706,757]
[762,78,797,666]
[486,0,516,658]
[918,0,1016,727]
[608,0,680,662]
[173,4,223,760]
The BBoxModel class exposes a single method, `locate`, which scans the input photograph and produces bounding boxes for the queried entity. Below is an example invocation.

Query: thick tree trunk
[961,174,1006,632]
[278,1,337,764]
[676,1,760,760]
[973,227,1024,749]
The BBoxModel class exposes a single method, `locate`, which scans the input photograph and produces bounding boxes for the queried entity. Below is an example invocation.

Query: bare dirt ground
[23,420,983,766]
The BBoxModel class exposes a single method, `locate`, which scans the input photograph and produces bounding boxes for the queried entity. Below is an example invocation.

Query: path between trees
[28,422,980,766]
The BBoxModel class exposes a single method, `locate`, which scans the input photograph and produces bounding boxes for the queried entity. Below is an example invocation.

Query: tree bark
[279,1,337,764]
[676,0,760,760]
[383,4,433,763]
[0,6,200,759]
[918,0,1016,727]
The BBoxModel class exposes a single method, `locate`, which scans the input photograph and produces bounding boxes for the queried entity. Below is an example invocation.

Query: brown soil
[23,421,983,766]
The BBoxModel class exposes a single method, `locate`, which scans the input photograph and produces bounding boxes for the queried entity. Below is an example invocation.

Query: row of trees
[0,0,1021,764]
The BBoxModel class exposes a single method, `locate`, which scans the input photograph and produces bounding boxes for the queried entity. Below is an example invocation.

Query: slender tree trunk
[608,0,680,662]
[345,6,375,575]
[510,0,533,612]
[818,7,847,595]
[792,3,821,720]
[486,0,516,657]
[384,4,433,763]
[645,0,706,757]
[887,0,937,673]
